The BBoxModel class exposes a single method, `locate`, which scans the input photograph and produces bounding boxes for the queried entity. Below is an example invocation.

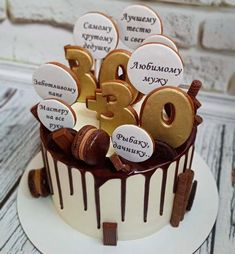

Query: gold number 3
[64,45,97,103]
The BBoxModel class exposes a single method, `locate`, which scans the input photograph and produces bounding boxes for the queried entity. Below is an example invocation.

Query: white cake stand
[17,152,219,254]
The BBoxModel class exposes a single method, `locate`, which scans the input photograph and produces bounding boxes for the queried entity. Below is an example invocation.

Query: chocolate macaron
[71,125,110,165]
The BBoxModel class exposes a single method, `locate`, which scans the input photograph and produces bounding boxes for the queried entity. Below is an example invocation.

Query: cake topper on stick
[112,124,155,162]
[37,99,76,132]
[98,49,141,104]
[64,45,97,103]
[87,80,138,136]
[140,86,194,148]
[142,34,178,52]
[73,12,119,79]
[127,43,184,94]
[118,5,162,50]
[33,63,79,105]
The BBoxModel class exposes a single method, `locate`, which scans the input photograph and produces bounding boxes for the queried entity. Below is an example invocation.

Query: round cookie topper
[127,43,184,95]
[118,5,162,50]
[142,34,178,52]
[73,12,119,59]
[111,124,155,162]
[37,99,76,132]
[33,63,79,105]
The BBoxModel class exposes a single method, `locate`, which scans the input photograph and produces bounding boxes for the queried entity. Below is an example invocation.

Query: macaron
[28,168,50,198]
[71,125,110,165]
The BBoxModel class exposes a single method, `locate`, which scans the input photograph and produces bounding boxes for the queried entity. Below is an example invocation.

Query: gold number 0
[140,87,195,148]
[99,49,142,104]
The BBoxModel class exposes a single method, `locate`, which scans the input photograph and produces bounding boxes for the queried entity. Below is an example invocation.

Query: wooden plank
[213,125,235,254]
[194,120,235,254]
[0,84,40,205]
[0,190,40,253]
[194,120,224,254]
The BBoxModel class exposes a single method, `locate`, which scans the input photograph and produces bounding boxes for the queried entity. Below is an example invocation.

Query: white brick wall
[0,0,6,20]
[182,51,234,92]
[202,17,235,51]
[1,0,235,94]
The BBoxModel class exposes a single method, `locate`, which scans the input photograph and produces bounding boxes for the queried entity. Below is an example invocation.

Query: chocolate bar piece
[103,222,118,246]
[194,115,203,126]
[51,128,77,154]
[110,153,131,172]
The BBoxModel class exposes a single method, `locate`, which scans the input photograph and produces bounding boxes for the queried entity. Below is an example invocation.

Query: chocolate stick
[187,80,202,98]
[187,180,198,211]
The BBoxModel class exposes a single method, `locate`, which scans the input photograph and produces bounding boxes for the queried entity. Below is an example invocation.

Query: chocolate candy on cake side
[28,168,50,198]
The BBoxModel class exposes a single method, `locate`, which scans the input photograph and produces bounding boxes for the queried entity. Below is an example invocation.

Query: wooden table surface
[0,62,235,254]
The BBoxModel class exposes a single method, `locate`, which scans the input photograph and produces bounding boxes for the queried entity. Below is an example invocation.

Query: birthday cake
[28,5,202,245]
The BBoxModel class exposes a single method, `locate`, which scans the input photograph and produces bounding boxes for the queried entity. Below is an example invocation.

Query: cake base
[17,152,218,254]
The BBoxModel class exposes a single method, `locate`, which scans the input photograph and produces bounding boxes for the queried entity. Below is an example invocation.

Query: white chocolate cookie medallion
[118,5,162,50]
[127,43,184,94]
[111,124,155,162]
[142,34,178,52]
[37,99,76,131]
[33,63,79,105]
[73,12,119,59]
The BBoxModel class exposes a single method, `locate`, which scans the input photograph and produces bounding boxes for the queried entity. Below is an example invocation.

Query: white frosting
[37,99,76,131]
[42,99,195,240]
[33,63,79,105]
[111,124,154,162]
[73,12,118,59]
[118,5,162,50]
[44,149,194,240]
[127,43,184,94]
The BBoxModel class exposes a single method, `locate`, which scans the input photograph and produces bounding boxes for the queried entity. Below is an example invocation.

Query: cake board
[17,152,219,254]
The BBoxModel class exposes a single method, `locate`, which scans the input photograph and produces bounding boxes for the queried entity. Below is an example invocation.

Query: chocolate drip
[160,167,168,216]
[67,166,74,195]
[143,175,152,222]
[53,159,63,209]
[81,172,88,211]
[40,126,197,228]
[189,146,195,169]
[42,146,54,195]
[183,153,188,172]
[94,183,101,229]
[121,178,127,222]
[173,160,180,193]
